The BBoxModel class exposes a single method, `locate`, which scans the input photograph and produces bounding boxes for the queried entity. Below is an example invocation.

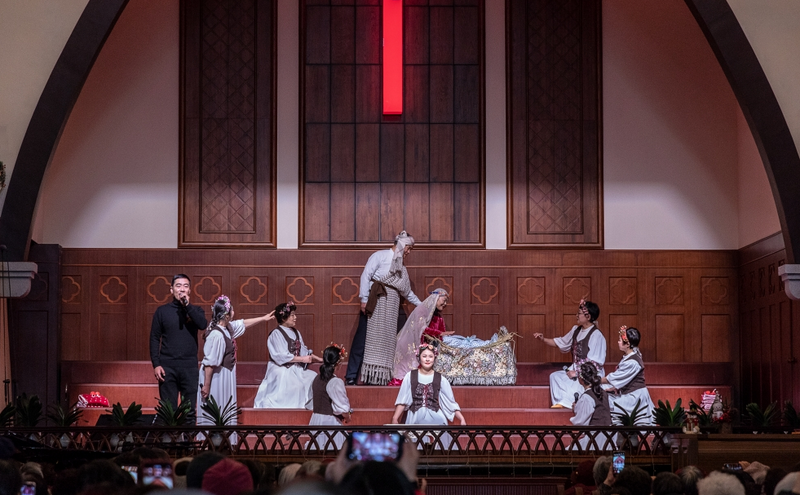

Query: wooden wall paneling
[330,6,355,64]
[331,125,355,181]
[180,0,275,247]
[430,125,454,180]
[429,6,454,65]
[404,183,431,242]
[355,183,381,241]
[405,124,430,182]
[405,5,429,65]
[330,183,356,241]
[380,183,405,241]
[429,183,455,241]
[506,0,602,247]
[331,66,355,122]
[355,65,381,121]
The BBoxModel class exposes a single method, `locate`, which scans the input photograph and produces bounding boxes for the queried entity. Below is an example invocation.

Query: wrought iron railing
[2,426,682,464]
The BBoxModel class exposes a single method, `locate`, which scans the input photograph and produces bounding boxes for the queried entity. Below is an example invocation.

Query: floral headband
[578,299,591,320]
[215,295,232,316]
[416,342,438,358]
[619,325,630,346]
[328,342,349,363]
[278,301,296,320]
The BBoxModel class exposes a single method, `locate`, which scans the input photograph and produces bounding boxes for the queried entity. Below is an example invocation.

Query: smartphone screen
[20,482,36,495]
[612,451,625,475]
[139,461,174,489]
[121,465,138,483]
[723,462,743,472]
[346,432,403,462]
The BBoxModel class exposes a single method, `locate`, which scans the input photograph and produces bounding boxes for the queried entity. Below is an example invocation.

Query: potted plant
[653,399,686,427]
[200,395,241,447]
[783,401,800,431]
[106,402,143,448]
[0,402,15,427]
[46,402,83,447]
[688,399,714,427]
[15,394,43,427]
[154,396,191,443]
[612,398,648,449]
[744,402,779,430]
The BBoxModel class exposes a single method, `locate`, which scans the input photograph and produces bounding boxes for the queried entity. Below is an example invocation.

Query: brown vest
[617,353,646,394]
[409,370,441,413]
[312,375,335,416]
[271,327,302,368]
[571,325,599,365]
[209,326,236,371]
[587,388,612,426]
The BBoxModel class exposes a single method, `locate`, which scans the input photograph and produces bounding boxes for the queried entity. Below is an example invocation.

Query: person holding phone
[254,302,322,408]
[308,344,352,448]
[197,295,275,425]
[601,326,655,425]
[391,343,466,426]
[534,299,606,409]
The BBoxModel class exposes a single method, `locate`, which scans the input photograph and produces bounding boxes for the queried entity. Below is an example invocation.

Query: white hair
[697,471,744,495]
[774,472,799,494]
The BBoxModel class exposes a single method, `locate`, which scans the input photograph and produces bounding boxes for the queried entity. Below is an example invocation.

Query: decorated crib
[431,326,518,385]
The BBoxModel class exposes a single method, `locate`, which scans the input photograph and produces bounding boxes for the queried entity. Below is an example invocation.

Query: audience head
[0,461,21,495]
[775,472,799,495]
[697,470,745,495]
[593,456,612,486]
[185,451,224,489]
[613,466,651,495]
[339,461,415,495]
[652,471,683,495]
[278,463,303,486]
[202,458,254,495]
[574,459,595,487]
[275,302,297,325]
[298,460,325,480]
[763,467,788,495]
[279,479,344,495]
[76,459,135,493]
[677,465,704,495]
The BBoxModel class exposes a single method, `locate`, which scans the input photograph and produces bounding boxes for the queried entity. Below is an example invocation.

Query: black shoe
[346,379,356,386]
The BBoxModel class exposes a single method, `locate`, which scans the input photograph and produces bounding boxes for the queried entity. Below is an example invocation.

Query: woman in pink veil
[389,288,451,386]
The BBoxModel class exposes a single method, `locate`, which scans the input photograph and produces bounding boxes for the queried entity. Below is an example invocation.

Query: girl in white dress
[254,302,322,408]
[569,362,612,451]
[533,299,606,408]
[308,344,352,449]
[602,326,655,425]
[391,343,466,426]
[197,295,275,425]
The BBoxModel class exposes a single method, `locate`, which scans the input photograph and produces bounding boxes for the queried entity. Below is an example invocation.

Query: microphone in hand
[574,392,580,403]
[180,296,189,307]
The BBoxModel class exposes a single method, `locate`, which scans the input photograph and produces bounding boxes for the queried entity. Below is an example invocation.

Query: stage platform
[63,361,733,427]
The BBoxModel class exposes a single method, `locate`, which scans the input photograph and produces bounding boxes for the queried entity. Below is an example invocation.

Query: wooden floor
[63,361,733,427]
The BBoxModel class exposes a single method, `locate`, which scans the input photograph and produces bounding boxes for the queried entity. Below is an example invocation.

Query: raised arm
[242,310,275,329]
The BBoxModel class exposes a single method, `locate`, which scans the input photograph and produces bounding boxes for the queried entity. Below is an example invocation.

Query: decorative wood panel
[507,0,602,247]
[300,0,485,247]
[59,248,738,372]
[739,232,800,408]
[180,0,276,247]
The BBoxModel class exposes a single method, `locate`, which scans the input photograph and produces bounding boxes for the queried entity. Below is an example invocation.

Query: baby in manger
[389,288,504,386]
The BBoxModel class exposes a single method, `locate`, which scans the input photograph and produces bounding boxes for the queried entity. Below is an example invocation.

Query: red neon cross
[383,0,403,114]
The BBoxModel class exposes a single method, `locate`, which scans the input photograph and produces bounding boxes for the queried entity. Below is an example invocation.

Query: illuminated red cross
[383,0,403,114]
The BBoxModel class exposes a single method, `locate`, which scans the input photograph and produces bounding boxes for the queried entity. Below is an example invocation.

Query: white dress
[395,371,461,425]
[197,320,245,426]
[307,376,351,449]
[253,326,316,408]
[606,351,654,425]
[549,325,607,408]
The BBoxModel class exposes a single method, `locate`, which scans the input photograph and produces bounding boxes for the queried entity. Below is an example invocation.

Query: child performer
[602,326,655,425]
[254,302,322,408]
[198,295,275,425]
[533,299,606,408]
[308,344,353,449]
[391,343,466,426]
[570,362,611,426]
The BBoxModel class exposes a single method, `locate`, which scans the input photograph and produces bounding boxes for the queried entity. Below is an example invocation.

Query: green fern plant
[154,396,191,426]
[653,398,686,427]
[0,402,15,427]
[613,398,649,426]
[108,402,143,427]
[201,395,241,426]
[689,399,713,427]
[783,401,800,429]
[46,402,83,427]
[15,394,43,427]
[745,402,779,427]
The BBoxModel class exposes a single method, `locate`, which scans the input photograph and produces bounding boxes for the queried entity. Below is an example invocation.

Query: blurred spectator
[677,465,704,495]
[186,452,225,489]
[298,460,325,480]
[651,472,683,495]
[591,456,611,495]
[339,461,415,495]
[565,459,597,495]
[775,472,800,495]
[764,468,789,495]
[612,466,651,495]
[697,471,745,495]
[0,460,21,495]
[277,479,344,495]
[202,459,253,495]
[278,464,302,486]
[77,459,135,493]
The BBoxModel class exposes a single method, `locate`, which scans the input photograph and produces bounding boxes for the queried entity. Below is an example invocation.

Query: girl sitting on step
[307,344,352,449]
[601,326,655,425]
[570,361,611,427]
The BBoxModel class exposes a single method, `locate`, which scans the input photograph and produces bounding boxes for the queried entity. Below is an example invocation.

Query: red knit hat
[201,459,254,495]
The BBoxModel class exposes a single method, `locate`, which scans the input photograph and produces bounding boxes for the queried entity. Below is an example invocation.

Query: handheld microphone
[180,296,189,306]
[574,392,580,403]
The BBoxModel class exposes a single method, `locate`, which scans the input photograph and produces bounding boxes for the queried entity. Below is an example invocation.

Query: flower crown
[416,342,438,358]
[578,299,591,320]
[619,325,630,345]
[328,342,349,363]
[278,301,296,320]
[215,295,232,316]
